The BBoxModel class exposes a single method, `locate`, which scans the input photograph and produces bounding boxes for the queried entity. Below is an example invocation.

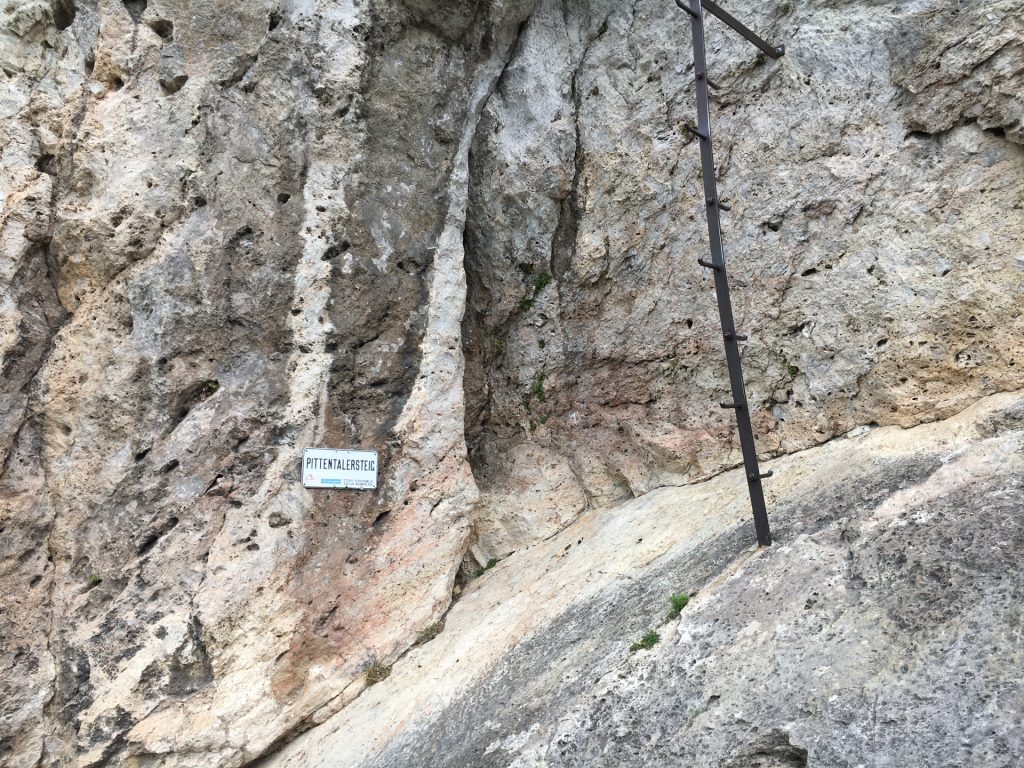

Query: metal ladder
[677,0,785,547]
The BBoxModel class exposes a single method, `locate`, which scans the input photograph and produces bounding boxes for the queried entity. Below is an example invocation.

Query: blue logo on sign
[322,478,342,485]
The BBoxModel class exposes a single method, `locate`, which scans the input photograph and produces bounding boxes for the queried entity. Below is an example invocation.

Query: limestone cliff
[0,0,1021,766]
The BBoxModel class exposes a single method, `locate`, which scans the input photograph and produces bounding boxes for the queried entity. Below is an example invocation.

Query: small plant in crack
[532,271,552,295]
[667,592,690,619]
[491,324,508,357]
[474,557,500,577]
[415,619,445,646]
[197,380,220,400]
[364,661,392,686]
[630,630,660,653]
[530,373,546,403]
[518,271,553,314]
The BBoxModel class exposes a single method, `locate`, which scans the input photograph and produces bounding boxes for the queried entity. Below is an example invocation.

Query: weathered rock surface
[463,0,1024,558]
[0,0,1022,766]
[265,390,1024,768]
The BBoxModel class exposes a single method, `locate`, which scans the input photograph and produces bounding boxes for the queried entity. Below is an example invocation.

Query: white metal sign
[302,448,378,489]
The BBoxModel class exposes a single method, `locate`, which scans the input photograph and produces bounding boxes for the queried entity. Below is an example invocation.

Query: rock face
[462,0,1024,558]
[264,390,1024,768]
[0,0,1021,766]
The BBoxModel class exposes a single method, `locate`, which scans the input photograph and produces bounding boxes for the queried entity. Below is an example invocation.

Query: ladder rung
[706,77,720,91]
[683,124,709,140]
[718,201,732,211]
[697,258,721,271]
[748,470,774,481]
[724,332,748,341]
[675,0,699,17]
[720,402,744,409]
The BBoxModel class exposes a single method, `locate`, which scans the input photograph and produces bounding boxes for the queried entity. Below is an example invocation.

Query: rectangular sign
[302,448,378,490]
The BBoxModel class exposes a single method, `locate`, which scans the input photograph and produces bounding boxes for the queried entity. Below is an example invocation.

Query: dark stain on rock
[723,730,809,768]
[167,615,214,696]
[55,645,93,724]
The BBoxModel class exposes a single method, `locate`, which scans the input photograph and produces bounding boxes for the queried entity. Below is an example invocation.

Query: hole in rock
[268,8,282,31]
[160,74,188,95]
[53,0,77,29]
[148,18,172,39]
[137,517,179,555]
[277,192,291,203]
[122,0,147,23]
[160,459,180,473]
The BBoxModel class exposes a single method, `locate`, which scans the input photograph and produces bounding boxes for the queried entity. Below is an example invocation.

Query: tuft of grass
[87,573,102,588]
[475,557,499,577]
[787,364,800,377]
[533,271,552,294]
[518,271,553,315]
[530,373,546,403]
[415,620,445,646]
[364,661,392,686]
[198,380,220,399]
[667,592,689,619]
[630,631,660,653]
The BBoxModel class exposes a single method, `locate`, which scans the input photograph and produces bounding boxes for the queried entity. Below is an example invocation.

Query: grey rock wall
[0,0,1021,766]
[463,0,1024,557]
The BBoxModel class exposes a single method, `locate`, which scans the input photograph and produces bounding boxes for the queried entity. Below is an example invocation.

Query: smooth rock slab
[265,390,1024,768]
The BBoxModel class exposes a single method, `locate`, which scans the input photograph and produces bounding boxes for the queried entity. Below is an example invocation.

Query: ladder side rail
[686,0,773,546]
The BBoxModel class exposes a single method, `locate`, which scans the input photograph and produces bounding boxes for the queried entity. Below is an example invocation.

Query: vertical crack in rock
[121,5,547,768]
[551,12,607,283]
[461,2,616,564]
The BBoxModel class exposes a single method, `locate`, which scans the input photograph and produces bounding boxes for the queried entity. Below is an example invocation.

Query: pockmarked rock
[1,0,1022,765]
